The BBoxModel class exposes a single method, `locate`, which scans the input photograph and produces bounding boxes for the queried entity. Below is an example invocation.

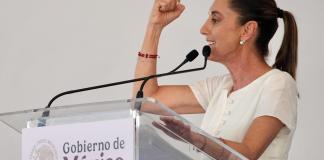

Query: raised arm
[133,0,204,114]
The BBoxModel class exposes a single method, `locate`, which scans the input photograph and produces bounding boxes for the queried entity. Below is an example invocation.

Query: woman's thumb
[176,4,186,14]
[170,4,185,19]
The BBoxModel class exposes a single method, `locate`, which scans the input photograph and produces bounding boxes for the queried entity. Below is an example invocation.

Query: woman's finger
[159,0,178,12]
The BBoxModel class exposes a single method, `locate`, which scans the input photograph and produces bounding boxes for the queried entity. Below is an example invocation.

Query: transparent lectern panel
[137,98,248,160]
[0,98,247,160]
[0,99,134,133]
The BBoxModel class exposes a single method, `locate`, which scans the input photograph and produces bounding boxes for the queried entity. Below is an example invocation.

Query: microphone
[135,45,211,110]
[39,46,209,125]
[202,45,211,58]
[170,50,199,72]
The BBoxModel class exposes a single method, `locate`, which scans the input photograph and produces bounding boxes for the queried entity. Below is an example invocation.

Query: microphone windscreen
[202,45,211,58]
[186,50,199,62]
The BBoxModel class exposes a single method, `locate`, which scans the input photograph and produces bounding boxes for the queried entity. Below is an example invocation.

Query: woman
[133,0,298,159]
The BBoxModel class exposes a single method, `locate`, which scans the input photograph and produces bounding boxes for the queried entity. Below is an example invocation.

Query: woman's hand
[153,116,206,149]
[148,0,186,29]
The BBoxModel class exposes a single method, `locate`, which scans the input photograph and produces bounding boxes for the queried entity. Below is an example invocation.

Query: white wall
[0,0,323,159]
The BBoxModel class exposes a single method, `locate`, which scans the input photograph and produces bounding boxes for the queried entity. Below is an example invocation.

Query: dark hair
[229,0,298,79]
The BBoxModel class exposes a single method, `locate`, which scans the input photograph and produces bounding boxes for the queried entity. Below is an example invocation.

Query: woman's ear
[240,21,258,42]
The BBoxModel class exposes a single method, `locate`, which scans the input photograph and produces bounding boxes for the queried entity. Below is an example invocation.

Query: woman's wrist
[192,133,207,150]
[200,135,207,150]
[146,23,164,33]
[140,25,163,55]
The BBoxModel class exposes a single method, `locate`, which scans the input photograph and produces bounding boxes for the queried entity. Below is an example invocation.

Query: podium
[0,98,247,160]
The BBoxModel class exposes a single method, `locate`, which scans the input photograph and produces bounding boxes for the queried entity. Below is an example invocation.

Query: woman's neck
[224,49,272,92]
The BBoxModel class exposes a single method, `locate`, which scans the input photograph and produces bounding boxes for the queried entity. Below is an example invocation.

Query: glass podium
[0,98,247,160]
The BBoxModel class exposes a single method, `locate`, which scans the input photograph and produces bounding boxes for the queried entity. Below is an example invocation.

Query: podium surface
[0,98,247,160]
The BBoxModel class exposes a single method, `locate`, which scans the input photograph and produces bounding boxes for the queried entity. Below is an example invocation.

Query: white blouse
[189,69,298,160]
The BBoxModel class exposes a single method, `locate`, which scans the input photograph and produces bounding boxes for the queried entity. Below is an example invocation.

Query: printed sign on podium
[22,118,134,160]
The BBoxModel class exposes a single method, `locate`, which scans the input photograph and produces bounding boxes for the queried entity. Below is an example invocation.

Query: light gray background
[0,0,323,159]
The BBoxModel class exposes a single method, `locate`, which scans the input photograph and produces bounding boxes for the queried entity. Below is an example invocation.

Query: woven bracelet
[138,52,159,59]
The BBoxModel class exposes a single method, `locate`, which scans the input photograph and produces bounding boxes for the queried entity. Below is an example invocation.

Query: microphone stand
[38,46,210,127]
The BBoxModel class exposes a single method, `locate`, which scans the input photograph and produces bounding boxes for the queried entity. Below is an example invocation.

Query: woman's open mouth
[207,41,216,46]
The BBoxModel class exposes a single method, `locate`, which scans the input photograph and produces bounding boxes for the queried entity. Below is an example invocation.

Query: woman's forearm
[132,25,163,98]
[200,137,255,160]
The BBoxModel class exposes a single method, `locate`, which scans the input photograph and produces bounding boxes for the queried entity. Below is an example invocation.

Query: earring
[239,39,246,45]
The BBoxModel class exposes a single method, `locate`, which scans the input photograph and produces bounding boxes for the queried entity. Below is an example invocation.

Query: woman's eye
[211,18,219,23]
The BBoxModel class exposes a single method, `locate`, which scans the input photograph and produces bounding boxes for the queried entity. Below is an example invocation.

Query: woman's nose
[200,19,209,35]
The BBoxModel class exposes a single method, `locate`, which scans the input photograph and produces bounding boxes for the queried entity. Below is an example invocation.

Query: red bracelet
[138,52,160,59]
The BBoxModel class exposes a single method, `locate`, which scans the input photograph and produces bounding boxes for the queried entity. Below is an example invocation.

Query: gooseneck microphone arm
[42,46,210,119]
[44,62,197,110]
[45,75,151,108]
[37,46,211,127]
[41,75,158,117]
[170,49,199,73]
[45,48,206,109]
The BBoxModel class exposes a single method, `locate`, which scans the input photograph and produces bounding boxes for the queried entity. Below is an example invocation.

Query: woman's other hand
[154,116,206,149]
[149,0,186,28]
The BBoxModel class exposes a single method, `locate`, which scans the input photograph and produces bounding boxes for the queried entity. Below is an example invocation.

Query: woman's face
[200,0,243,62]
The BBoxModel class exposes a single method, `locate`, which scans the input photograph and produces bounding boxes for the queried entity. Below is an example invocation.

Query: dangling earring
[239,39,246,45]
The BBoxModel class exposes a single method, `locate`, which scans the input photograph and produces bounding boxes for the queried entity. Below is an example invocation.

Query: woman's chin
[208,56,220,62]
[208,51,219,59]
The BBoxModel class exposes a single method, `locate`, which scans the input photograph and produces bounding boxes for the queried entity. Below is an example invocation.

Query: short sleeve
[254,72,298,131]
[189,75,229,110]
